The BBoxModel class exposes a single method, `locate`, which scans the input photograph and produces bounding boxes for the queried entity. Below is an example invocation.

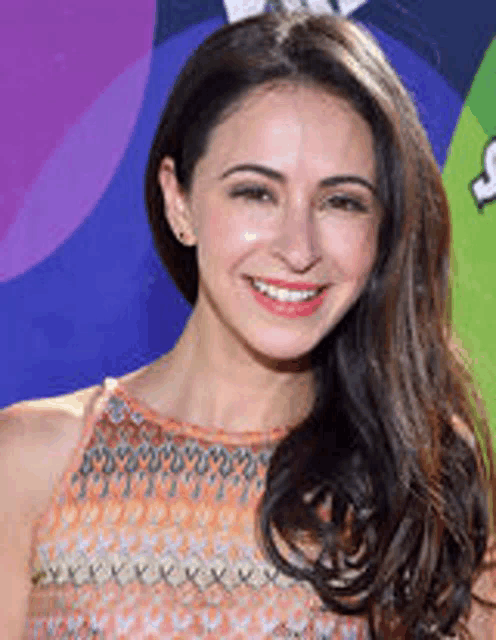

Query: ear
[157,157,197,246]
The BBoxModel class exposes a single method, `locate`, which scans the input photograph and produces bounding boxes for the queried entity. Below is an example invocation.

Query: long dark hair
[145,10,496,639]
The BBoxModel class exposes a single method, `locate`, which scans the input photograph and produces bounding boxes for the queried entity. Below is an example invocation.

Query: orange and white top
[24,377,370,639]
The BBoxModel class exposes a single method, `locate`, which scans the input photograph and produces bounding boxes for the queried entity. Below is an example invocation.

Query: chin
[244,333,319,367]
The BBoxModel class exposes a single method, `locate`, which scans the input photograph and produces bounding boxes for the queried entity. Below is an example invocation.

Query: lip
[247,278,329,318]
[246,275,328,291]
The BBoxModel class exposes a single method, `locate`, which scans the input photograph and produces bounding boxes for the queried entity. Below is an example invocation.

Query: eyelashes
[228,185,369,214]
[229,185,275,204]
[324,194,368,213]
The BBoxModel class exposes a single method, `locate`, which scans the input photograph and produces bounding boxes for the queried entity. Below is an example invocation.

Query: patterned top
[24,377,370,639]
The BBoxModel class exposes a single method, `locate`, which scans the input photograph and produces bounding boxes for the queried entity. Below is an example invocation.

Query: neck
[157,305,316,433]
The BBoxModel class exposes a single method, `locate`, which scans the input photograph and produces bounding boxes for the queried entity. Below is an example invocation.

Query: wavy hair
[145,10,496,639]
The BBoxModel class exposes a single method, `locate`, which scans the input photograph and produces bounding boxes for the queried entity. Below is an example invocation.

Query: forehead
[194,82,376,180]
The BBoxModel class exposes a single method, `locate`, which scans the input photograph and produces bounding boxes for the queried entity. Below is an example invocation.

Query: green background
[443,39,496,438]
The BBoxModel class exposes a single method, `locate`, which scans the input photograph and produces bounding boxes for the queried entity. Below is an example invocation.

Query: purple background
[1,0,494,410]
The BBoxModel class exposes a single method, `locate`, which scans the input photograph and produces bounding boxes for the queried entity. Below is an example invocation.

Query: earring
[178,230,196,245]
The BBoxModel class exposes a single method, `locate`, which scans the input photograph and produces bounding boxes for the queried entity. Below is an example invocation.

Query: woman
[2,9,495,640]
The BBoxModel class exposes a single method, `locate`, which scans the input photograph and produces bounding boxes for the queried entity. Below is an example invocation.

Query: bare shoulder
[1,383,102,428]
[0,384,103,502]
[0,383,102,638]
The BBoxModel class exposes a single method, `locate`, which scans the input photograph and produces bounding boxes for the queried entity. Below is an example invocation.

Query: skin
[4,80,495,638]
[144,82,383,434]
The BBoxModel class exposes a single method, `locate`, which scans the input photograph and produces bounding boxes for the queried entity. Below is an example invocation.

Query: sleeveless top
[24,377,371,639]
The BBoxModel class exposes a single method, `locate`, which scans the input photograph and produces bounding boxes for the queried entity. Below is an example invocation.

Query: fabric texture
[24,377,370,639]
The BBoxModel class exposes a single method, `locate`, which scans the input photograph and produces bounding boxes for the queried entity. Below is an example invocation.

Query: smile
[250,278,323,302]
[246,277,329,318]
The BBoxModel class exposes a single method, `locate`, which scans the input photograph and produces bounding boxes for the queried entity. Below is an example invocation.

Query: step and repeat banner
[1,0,495,428]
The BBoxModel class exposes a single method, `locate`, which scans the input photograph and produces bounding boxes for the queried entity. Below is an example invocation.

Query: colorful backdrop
[2,0,495,434]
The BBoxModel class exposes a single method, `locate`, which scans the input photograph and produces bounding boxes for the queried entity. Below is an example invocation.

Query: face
[160,83,382,364]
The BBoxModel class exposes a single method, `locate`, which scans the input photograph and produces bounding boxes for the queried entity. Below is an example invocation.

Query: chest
[25,405,370,638]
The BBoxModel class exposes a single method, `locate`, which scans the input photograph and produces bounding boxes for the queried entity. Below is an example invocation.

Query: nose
[270,200,321,274]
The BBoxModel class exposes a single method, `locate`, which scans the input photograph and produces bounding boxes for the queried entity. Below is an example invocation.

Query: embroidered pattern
[25,382,370,639]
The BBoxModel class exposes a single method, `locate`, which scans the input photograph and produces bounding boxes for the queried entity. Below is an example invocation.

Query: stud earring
[178,230,197,245]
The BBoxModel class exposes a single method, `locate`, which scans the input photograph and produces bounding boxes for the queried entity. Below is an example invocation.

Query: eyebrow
[219,163,378,198]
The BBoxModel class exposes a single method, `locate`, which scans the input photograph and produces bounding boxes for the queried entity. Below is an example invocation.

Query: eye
[321,194,368,213]
[229,185,276,204]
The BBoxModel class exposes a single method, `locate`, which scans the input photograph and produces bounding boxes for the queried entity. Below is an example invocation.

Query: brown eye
[229,185,276,204]
[322,194,368,213]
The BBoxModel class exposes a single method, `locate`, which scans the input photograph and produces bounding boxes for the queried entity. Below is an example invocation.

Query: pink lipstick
[246,277,328,318]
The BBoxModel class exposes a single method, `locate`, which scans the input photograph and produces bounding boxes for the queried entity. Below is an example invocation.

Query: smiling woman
[156,83,381,364]
[145,10,496,638]
[2,7,496,640]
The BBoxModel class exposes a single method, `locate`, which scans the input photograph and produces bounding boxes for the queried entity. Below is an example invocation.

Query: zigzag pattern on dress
[24,378,370,639]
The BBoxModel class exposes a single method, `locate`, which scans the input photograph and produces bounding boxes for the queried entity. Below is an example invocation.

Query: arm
[0,396,88,639]
[465,537,496,640]
[0,408,45,639]
[448,416,496,638]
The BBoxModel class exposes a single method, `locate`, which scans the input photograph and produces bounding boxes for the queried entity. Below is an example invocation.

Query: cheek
[197,203,259,272]
[324,221,378,280]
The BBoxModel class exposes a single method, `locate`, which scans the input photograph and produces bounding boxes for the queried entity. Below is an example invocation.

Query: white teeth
[251,279,320,302]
